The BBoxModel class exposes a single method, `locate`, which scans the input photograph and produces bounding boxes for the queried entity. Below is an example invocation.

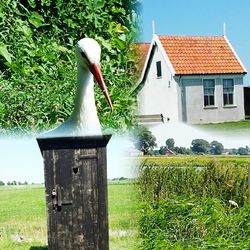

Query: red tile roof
[158,35,246,75]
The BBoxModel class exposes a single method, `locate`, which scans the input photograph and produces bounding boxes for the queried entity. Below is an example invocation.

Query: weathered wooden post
[37,135,111,250]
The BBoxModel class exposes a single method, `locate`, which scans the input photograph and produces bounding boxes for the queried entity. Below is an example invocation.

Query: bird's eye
[81,52,87,60]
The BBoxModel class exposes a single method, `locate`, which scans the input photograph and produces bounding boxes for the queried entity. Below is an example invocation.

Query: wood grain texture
[39,136,110,250]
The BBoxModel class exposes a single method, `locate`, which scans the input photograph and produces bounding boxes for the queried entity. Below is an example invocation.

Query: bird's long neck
[71,63,101,133]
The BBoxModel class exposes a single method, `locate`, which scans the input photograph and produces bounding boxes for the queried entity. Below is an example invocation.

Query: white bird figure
[43,38,112,137]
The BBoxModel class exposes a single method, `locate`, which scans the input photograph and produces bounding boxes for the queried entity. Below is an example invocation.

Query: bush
[138,158,250,249]
[139,160,248,205]
[0,0,140,132]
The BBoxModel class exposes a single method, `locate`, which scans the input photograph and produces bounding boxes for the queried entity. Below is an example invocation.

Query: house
[160,148,175,156]
[136,34,247,124]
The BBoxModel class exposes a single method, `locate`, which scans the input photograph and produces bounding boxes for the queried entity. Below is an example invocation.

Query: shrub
[139,160,248,205]
[138,158,250,249]
[0,0,140,132]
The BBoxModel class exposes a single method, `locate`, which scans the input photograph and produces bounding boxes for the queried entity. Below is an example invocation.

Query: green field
[195,120,250,137]
[1,156,249,249]
[0,182,139,250]
[139,155,250,167]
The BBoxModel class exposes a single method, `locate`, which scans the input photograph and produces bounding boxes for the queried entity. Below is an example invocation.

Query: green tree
[0,180,5,186]
[174,146,192,155]
[134,126,157,155]
[12,181,17,185]
[159,146,168,155]
[191,139,210,154]
[238,147,249,155]
[231,148,238,155]
[210,140,224,155]
[165,138,175,150]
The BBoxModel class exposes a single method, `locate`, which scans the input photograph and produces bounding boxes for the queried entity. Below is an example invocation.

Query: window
[203,79,215,106]
[156,61,162,78]
[223,79,234,105]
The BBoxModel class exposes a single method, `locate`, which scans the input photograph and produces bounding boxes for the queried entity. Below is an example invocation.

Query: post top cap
[37,135,111,152]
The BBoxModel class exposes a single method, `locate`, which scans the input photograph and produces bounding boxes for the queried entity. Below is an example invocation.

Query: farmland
[139,155,250,167]
[0,181,139,250]
[1,155,250,249]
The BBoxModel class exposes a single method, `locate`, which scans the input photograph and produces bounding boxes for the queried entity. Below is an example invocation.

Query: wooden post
[37,135,111,250]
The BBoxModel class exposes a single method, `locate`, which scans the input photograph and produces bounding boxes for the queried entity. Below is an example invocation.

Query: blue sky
[140,0,250,85]
[0,135,138,184]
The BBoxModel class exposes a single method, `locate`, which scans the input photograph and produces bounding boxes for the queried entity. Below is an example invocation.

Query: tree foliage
[133,126,157,155]
[174,146,192,155]
[159,146,168,155]
[165,138,175,150]
[191,139,210,154]
[210,140,224,155]
[0,180,5,186]
[0,0,140,133]
[238,147,249,155]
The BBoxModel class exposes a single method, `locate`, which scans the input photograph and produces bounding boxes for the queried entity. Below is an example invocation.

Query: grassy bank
[195,120,250,136]
[0,182,139,250]
[139,155,250,168]
[138,157,250,249]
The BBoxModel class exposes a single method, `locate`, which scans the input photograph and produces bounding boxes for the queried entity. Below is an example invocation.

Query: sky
[140,0,250,85]
[1,0,250,184]
[0,134,138,184]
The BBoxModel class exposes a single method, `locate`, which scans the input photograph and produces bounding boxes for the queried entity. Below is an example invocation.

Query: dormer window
[156,61,162,78]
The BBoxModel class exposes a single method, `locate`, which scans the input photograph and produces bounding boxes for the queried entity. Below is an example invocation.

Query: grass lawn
[194,120,250,137]
[0,182,139,250]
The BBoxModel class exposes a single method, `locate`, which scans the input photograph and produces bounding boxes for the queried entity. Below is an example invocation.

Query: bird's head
[76,38,112,109]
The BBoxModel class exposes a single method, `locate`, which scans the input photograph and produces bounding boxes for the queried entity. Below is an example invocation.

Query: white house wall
[138,45,180,122]
[181,75,245,124]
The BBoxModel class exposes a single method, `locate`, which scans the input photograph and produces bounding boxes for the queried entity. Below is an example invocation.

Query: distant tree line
[0,181,29,186]
[134,127,250,156]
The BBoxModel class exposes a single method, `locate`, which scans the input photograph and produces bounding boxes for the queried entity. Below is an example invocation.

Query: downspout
[179,75,187,123]
[178,75,183,122]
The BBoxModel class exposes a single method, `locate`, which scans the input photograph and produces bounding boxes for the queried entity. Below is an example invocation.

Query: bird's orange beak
[90,63,113,110]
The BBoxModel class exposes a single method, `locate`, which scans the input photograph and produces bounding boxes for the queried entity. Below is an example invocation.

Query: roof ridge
[158,34,225,39]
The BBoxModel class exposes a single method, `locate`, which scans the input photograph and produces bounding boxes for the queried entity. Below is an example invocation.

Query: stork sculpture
[46,38,112,137]
[37,39,112,250]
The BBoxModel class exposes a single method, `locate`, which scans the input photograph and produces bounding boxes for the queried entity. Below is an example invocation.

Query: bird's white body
[40,38,112,138]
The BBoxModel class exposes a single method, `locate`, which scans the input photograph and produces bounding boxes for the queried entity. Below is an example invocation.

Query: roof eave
[174,72,247,77]
[224,35,248,74]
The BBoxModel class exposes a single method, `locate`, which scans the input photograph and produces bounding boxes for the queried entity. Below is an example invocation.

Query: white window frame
[223,79,234,106]
[203,79,215,107]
